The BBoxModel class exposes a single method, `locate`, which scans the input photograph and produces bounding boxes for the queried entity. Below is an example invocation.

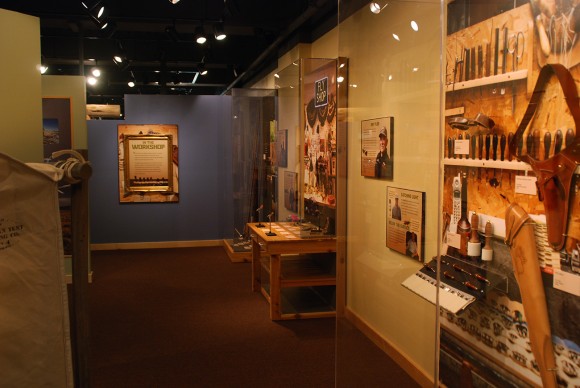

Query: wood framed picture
[386,186,425,262]
[361,117,394,179]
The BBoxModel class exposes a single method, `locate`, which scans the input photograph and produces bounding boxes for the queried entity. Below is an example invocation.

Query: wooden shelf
[261,254,336,288]
[445,69,528,92]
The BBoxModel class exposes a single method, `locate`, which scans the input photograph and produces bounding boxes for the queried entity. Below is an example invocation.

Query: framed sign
[118,124,179,203]
[361,117,394,179]
[123,135,174,193]
[386,186,425,262]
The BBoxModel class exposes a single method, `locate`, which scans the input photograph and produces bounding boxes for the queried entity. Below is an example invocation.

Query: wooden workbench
[247,222,337,320]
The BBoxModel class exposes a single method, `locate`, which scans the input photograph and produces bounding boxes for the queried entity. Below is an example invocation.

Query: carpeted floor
[87,246,418,387]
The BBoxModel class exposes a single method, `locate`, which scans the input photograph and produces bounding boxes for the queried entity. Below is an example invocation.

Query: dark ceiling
[1,0,338,105]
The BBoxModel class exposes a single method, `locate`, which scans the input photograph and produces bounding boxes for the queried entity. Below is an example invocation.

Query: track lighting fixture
[169,0,180,3]
[195,26,207,44]
[213,23,226,41]
[369,1,388,14]
[198,62,208,75]
[81,0,109,29]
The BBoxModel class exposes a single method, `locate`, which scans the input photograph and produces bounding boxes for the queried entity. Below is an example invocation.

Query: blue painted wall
[87,94,233,244]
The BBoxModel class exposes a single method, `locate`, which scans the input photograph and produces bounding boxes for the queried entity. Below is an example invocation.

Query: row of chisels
[446,128,575,160]
[451,27,525,83]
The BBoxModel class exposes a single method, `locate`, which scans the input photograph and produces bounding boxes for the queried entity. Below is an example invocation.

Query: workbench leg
[252,239,261,292]
[270,254,282,320]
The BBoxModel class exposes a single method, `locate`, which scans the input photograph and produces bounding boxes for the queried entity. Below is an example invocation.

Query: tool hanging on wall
[554,129,563,154]
[544,132,551,160]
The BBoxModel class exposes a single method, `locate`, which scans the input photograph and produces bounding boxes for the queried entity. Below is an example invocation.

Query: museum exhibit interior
[1,0,580,386]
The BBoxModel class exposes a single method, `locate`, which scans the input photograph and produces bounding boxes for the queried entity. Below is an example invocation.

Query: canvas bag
[0,153,73,387]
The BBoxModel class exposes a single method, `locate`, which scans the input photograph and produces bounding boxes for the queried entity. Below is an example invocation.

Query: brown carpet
[87,246,417,387]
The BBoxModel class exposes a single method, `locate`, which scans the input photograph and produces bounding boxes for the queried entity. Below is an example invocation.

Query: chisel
[500,134,507,161]
[492,133,498,160]
[494,28,500,75]
[566,128,575,147]
[554,129,563,154]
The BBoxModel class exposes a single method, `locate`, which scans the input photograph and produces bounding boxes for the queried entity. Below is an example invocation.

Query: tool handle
[544,131,551,160]
[507,132,514,161]
[500,134,506,161]
[485,134,491,160]
[554,129,563,154]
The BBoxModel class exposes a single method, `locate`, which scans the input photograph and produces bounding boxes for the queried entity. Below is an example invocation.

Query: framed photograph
[276,129,288,167]
[42,97,72,161]
[386,186,425,262]
[284,171,298,212]
[118,124,179,203]
[361,117,394,179]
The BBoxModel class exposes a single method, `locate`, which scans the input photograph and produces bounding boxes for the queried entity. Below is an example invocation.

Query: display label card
[514,175,538,195]
[446,232,461,249]
[553,269,580,297]
[454,139,469,155]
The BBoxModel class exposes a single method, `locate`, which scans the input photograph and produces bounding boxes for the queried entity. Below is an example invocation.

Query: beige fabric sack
[0,153,73,387]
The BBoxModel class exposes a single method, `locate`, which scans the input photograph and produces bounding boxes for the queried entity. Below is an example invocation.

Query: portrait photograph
[361,116,394,179]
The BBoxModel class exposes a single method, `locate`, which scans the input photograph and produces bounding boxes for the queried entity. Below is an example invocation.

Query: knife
[544,131,551,160]
[554,129,563,154]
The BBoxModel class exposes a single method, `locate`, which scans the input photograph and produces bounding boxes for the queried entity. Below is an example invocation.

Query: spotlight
[92,68,101,77]
[81,0,109,28]
[169,0,180,3]
[195,26,207,44]
[411,20,419,31]
[128,81,135,87]
[198,63,208,75]
[40,65,48,74]
[87,76,98,86]
[369,1,388,14]
[214,23,226,41]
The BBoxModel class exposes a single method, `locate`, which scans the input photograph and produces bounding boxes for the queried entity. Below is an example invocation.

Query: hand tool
[485,134,491,160]
[471,133,477,159]
[526,131,533,157]
[566,128,575,147]
[485,43,491,76]
[494,28,500,75]
[478,134,484,160]
[492,133,498,160]
[500,134,507,161]
[477,45,483,78]
[533,129,541,159]
[544,131,551,160]
[458,134,463,159]
[448,137,453,158]
[554,129,563,154]
[503,27,508,73]
[507,132,514,161]
[465,133,471,158]
[464,47,471,81]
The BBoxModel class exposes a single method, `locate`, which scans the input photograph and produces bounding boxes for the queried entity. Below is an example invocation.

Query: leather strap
[508,64,580,250]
